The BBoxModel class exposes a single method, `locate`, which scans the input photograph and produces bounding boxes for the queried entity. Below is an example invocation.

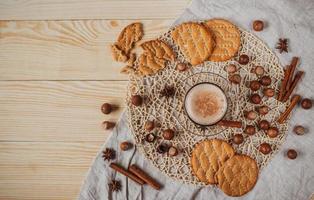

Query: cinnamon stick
[285,57,299,91]
[278,67,290,101]
[282,71,304,102]
[129,164,162,190]
[277,95,301,124]
[217,120,242,128]
[109,163,145,185]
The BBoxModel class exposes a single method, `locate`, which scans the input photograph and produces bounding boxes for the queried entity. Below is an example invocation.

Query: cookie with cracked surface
[140,40,175,61]
[137,52,167,76]
[190,139,235,184]
[204,19,241,62]
[111,44,128,62]
[216,155,258,197]
[116,22,143,55]
[171,22,214,66]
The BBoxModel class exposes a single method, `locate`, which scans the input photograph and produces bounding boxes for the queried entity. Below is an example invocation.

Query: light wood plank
[0,141,103,200]
[0,0,189,20]
[0,81,126,142]
[0,20,173,80]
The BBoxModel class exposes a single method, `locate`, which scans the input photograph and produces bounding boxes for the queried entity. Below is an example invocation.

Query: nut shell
[301,98,312,109]
[254,66,265,76]
[101,103,112,114]
[163,129,175,140]
[233,134,244,144]
[145,133,156,143]
[293,125,306,135]
[168,146,179,156]
[250,93,262,104]
[267,127,279,138]
[257,105,269,115]
[131,95,143,106]
[259,143,272,154]
[287,149,297,159]
[157,143,169,154]
[263,88,275,97]
[260,76,272,86]
[253,20,264,31]
[120,141,133,151]
[238,54,250,65]
[249,80,261,91]
[245,110,257,120]
[229,74,241,84]
[144,120,155,131]
[225,64,237,73]
[102,121,115,130]
[258,120,270,130]
[176,63,187,72]
[245,125,256,135]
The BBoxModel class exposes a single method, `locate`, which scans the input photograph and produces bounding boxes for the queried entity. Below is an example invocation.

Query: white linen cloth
[78,0,314,199]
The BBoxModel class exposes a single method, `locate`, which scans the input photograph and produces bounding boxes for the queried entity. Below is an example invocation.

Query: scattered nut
[301,98,312,109]
[267,127,279,138]
[168,146,179,156]
[245,125,256,135]
[102,121,115,130]
[257,105,269,115]
[253,20,264,31]
[245,110,257,120]
[250,93,262,104]
[144,120,155,131]
[249,80,261,91]
[120,141,133,151]
[263,88,275,97]
[233,134,244,144]
[131,95,143,106]
[260,76,272,86]
[157,143,169,154]
[176,63,187,72]
[254,66,265,76]
[258,120,270,130]
[259,143,272,154]
[238,54,250,65]
[101,103,112,114]
[163,129,175,140]
[229,74,241,84]
[225,64,237,73]
[287,149,297,159]
[293,125,306,135]
[145,133,156,143]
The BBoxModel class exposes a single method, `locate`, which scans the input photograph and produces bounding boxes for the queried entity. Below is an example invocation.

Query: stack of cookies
[191,139,258,197]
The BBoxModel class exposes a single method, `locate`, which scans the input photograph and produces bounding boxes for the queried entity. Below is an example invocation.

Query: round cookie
[190,139,235,184]
[171,22,214,66]
[205,19,241,62]
[216,155,258,197]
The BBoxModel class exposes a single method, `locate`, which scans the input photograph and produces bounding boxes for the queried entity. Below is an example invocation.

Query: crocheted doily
[126,25,288,186]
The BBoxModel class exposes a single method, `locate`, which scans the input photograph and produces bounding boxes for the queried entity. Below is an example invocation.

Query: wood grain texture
[0,0,189,20]
[0,141,103,200]
[0,20,173,80]
[0,81,126,142]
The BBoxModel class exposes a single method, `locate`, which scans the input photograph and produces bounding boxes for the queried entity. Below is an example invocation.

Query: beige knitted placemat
[126,24,288,186]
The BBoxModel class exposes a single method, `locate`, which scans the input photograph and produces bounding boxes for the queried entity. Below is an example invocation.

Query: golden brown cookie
[111,44,128,62]
[116,22,143,55]
[216,155,258,197]
[190,139,235,184]
[138,52,166,76]
[205,19,241,62]
[171,22,214,66]
[140,40,175,61]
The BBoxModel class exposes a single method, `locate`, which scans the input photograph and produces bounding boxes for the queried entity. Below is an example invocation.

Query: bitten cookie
[216,155,258,197]
[205,19,241,62]
[190,139,235,184]
[111,44,128,62]
[141,40,175,62]
[171,22,214,66]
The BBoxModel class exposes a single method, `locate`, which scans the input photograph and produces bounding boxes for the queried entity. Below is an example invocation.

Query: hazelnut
[145,133,156,143]
[233,134,244,144]
[257,105,269,115]
[245,110,257,120]
[258,120,270,130]
[225,64,237,73]
[250,93,262,104]
[263,88,275,97]
[267,127,279,138]
[293,125,306,135]
[259,143,272,154]
[102,121,115,130]
[101,103,112,114]
[120,141,133,151]
[176,63,187,72]
[253,20,264,31]
[144,120,155,131]
[229,74,241,84]
[157,143,169,154]
[287,149,297,159]
[260,76,272,86]
[163,129,175,140]
[245,125,256,135]
[168,146,179,156]
[301,98,312,109]
[249,80,261,91]
[254,66,265,76]
[131,95,143,106]
[238,54,250,65]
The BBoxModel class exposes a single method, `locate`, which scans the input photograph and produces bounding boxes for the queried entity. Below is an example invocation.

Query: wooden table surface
[0,1,189,199]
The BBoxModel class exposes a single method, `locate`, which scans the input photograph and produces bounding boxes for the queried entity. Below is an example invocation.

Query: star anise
[102,148,116,161]
[108,179,121,192]
[276,38,288,53]
[160,85,175,98]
